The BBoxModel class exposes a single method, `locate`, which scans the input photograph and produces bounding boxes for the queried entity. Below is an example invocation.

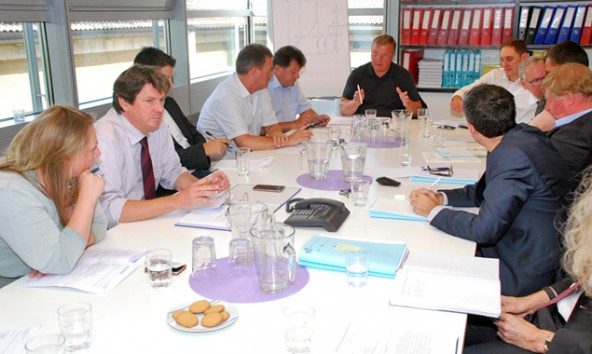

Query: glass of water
[57,302,92,351]
[345,249,370,287]
[145,248,172,288]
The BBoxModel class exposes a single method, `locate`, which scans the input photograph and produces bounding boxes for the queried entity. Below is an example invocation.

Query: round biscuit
[176,312,199,328]
[204,304,225,314]
[220,310,230,321]
[201,312,223,328]
[172,309,191,320]
[189,300,211,314]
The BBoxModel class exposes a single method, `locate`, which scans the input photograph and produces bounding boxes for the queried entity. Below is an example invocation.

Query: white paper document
[370,197,427,222]
[0,325,40,354]
[423,152,481,164]
[389,252,501,317]
[333,312,460,354]
[176,184,302,230]
[22,247,144,294]
[213,157,274,170]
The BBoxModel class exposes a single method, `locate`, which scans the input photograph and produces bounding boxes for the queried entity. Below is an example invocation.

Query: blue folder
[534,6,555,45]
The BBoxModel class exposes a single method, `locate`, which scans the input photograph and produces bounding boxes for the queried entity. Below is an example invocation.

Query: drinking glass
[345,249,370,287]
[57,302,92,351]
[192,236,217,278]
[145,248,172,287]
[236,147,251,177]
[283,304,315,353]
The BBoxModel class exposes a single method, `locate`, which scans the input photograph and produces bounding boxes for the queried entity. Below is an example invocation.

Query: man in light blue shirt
[269,46,330,132]
[197,44,312,154]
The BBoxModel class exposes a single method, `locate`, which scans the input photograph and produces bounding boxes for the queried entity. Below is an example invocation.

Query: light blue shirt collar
[554,108,592,128]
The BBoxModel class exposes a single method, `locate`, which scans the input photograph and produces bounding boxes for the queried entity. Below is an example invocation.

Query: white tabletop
[0,121,484,353]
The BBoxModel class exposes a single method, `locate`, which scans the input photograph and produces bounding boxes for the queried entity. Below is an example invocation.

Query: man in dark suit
[544,63,592,185]
[133,47,230,180]
[409,84,571,297]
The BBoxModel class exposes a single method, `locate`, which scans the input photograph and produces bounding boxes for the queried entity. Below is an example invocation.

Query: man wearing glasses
[529,40,590,132]
[450,38,537,124]
[410,84,571,298]
[339,34,422,117]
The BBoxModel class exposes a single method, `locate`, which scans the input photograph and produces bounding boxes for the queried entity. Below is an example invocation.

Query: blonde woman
[465,168,592,353]
[0,105,107,287]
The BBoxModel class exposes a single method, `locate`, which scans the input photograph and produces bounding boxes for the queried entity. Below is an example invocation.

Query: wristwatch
[544,333,554,353]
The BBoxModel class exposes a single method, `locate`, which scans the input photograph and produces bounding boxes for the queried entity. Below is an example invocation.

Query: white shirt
[453,68,538,124]
[268,75,311,123]
[95,108,188,228]
[163,109,190,149]
[197,73,278,156]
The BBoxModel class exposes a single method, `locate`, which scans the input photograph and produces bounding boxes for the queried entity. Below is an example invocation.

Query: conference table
[0,120,485,353]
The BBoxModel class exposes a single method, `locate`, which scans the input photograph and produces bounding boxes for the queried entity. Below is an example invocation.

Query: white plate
[166,300,239,333]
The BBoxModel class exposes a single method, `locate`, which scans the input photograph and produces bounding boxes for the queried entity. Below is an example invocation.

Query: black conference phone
[284,198,350,232]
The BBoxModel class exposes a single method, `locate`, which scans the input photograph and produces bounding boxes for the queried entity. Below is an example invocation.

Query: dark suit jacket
[548,110,592,184]
[543,293,592,353]
[164,96,210,171]
[431,124,571,297]
[465,290,592,354]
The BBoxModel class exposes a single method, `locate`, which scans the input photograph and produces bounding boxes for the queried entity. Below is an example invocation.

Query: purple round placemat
[296,170,373,190]
[363,136,403,148]
[188,257,309,303]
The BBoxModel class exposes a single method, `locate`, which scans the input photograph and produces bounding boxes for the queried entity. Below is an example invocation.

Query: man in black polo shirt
[339,34,422,117]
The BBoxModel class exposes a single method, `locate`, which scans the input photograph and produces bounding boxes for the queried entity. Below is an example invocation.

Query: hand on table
[409,188,443,217]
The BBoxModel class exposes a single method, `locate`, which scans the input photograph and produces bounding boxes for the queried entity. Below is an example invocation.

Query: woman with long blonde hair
[465,168,592,353]
[0,105,107,287]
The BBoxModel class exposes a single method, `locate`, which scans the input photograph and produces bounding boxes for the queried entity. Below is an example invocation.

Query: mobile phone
[376,176,401,187]
[172,262,186,275]
[144,262,186,275]
[253,184,286,192]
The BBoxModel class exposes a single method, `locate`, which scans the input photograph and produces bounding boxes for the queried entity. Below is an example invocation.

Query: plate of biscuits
[167,299,238,333]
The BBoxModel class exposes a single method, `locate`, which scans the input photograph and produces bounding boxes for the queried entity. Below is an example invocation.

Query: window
[0,22,49,121]
[186,0,267,80]
[348,0,385,68]
[70,20,167,105]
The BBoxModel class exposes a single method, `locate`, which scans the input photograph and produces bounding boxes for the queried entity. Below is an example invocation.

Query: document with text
[22,247,144,294]
[389,252,501,317]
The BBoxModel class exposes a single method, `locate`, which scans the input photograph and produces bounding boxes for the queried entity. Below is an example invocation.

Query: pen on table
[428,177,441,191]
[356,84,363,104]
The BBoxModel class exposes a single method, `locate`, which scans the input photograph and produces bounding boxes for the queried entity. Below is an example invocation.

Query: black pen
[205,131,232,152]
[306,118,328,130]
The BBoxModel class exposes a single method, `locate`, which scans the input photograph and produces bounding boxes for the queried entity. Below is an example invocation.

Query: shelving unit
[397,0,592,91]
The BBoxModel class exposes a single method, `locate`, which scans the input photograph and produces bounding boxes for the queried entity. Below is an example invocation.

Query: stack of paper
[298,235,408,278]
[418,59,443,88]
[436,146,487,158]
[423,152,481,164]
[369,197,427,222]
[389,252,501,317]
[409,167,480,185]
